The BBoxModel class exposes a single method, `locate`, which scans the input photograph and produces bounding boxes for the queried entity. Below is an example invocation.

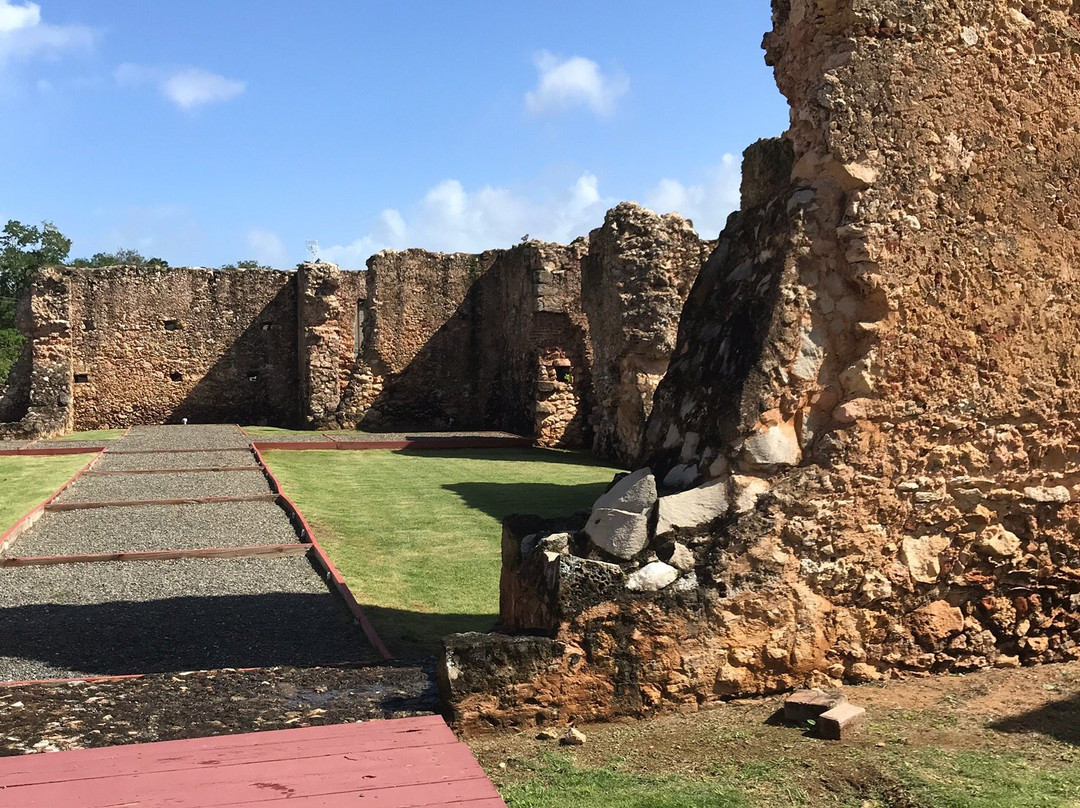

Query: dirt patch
[472,660,1080,802]
[0,663,438,756]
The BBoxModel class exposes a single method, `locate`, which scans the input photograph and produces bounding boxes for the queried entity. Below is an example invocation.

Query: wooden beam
[0,543,310,567]
[45,494,280,512]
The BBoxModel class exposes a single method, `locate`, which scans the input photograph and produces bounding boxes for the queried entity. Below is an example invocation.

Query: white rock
[667,542,696,571]
[626,562,679,592]
[732,475,770,514]
[585,507,651,559]
[592,468,656,514]
[744,423,800,467]
[1023,486,1071,504]
[663,463,700,489]
[656,478,730,537]
[899,534,951,583]
[975,525,1021,557]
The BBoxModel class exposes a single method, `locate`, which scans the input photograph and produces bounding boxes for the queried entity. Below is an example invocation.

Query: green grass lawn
[54,429,127,442]
[261,447,621,654]
[0,454,93,534]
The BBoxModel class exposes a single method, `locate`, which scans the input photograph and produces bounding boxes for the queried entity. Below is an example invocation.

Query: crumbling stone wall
[320,242,595,444]
[583,203,712,465]
[0,269,73,439]
[442,0,1080,731]
[68,267,298,429]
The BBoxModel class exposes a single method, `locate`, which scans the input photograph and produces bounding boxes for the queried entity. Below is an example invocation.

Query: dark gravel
[4,501,300,558]
[31,441,111,450]
[0,557,377,681]
[55,469,272,503]
[0,663,438,755]
[110,425,252,452]
[94,449,258,471]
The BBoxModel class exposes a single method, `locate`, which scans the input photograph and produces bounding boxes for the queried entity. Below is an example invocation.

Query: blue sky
[1,2,789,269]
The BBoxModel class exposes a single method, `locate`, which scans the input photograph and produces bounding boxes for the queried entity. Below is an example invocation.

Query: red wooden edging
[251,445,394,662]
[0,449,105,554]
[0,543,309,568]
[46,493,280,512]
[252,437,533,452]
[84,466,259,476]
[0,445,106,457]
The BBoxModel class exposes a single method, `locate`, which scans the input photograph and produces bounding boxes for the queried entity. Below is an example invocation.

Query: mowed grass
[261,448,621,653]
[0,454,93,534]
[55,429,126,442]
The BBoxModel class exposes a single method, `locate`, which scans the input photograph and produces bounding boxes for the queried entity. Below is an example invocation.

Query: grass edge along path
[0,454,94,536]
[261,447,621,655]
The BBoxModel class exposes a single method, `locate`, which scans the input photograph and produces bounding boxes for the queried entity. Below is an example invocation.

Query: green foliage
[70,248,168,268]
[500,755,749,808]
[0,327,26,385]
[0,219,72,303]
[220,259,270,270]
[260,446,621,654]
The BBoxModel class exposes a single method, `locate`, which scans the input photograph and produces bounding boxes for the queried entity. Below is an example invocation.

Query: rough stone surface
[783,689,847,722]
[592,468,657,514]
[626,562,679,592]
[584,507,652,560]
[818,702,866,741]
[582,203,712,465]
[655,478,730,537]
[445,0,1080,731]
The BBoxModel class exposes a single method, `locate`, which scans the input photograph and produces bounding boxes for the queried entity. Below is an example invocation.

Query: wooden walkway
[0,715,507,807]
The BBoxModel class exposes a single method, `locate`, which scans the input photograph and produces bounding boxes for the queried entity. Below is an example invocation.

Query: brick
[783,689,847,723]
[817,702,866,740]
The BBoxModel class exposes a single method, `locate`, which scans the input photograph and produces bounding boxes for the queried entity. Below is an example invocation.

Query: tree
[70,249,168,268]
[0,220,71,300]
[220,259,270,270]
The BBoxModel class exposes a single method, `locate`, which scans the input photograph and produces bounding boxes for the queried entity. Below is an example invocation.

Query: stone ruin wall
[441,0,1080,732]
[1,206,710,447]
[67,267,299,429]
[583,203,714,465]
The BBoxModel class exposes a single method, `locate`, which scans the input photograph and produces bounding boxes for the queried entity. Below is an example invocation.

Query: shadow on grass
[392,446,625,469]
[989,693,1080,745]
[0,592,377,679]
[442,480,609,522]
[362,605,498,660]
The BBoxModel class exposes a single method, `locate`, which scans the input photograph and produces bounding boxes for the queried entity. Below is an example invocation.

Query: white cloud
[115,63,246,110]
[643,154,742,238]
[0,1,94,65]
[319,173,615,270]
[246,227,289,268]
[525,50,628,117]
[317,159,743,271]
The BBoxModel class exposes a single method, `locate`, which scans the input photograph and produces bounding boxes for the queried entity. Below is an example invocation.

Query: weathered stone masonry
[442,0,1080,732]
[1,204,710,449]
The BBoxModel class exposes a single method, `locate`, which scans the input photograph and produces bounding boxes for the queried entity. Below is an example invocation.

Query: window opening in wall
[82,319,95,332]
[553,358,573,384]
[164,320,180,331]
[74,373,90,384]
[354,299,367,358]
[248,371,259,382]
[169,371,183,382]
[261,323,272,331]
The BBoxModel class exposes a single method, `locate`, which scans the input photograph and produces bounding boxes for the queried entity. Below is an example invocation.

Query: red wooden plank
[46,494,279,512]
[84,467,258,476]
[0,717,444,777]
[252,447,394,661]
[0,543,309,567]
[0,720,456,785]
[9,741,488,807]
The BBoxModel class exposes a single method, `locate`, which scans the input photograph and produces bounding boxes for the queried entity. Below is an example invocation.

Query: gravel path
[0,440,32,450]
[4,501,300,557]
[0,557,376,681]
[55,469,271,503]
[248,432,334,442]
[94,449,258,471]
[111,424,252,452]
[32,441,112,450]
